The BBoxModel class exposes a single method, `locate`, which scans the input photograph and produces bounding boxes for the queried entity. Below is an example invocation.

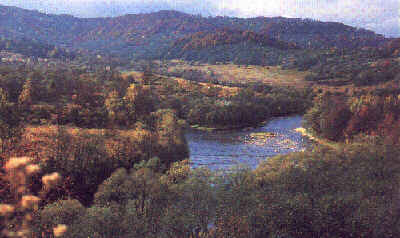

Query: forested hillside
[0,5,389,60]
[0,37,76,59]
[162,29,297,65]
[1,4,400,237]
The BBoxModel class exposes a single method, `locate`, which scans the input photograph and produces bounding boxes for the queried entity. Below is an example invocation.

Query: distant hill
[0,37,76,59]
[0,5,390,62]
[162,29,299,65]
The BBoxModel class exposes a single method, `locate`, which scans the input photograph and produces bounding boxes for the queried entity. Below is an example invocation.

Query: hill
[0,5,389,60]
[0,37,76,59]
[161,29,299,65]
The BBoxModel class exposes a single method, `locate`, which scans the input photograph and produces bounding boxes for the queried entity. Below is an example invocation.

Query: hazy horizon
[0,0,398,37]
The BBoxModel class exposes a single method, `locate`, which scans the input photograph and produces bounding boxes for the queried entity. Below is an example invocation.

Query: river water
[185,116,312,171]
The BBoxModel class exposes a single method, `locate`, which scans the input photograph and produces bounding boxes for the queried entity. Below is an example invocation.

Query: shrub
[253,143,400,237]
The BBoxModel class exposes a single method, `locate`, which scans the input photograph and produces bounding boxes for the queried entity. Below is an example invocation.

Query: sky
[0,0,399,37]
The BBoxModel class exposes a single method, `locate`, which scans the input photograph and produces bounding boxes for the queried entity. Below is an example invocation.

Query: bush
[36,199,85,236]
[253,142,400,237]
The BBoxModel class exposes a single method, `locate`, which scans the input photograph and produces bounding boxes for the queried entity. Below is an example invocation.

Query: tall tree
[18,79,33,107]
[124,84,158,124]
[104,90,125,126]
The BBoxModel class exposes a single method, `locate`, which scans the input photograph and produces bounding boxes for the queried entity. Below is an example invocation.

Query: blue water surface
[185,116,312,171]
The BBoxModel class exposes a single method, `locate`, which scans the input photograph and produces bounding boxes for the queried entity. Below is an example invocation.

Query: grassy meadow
[163,60,311,88]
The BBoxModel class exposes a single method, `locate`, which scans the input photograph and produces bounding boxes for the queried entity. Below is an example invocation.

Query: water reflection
[185,116,312,170]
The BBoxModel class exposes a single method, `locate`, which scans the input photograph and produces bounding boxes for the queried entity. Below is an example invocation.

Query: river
[185,116,312,171]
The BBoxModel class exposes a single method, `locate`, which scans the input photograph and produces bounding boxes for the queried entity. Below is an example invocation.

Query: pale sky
[0,0,399,37]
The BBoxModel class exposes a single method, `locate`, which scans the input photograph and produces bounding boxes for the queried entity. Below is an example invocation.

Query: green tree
[162,168,216,238]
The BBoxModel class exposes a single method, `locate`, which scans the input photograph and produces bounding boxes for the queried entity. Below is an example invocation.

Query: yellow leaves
[105,90,123,119]
[0,204,15,217]
[53,224,68,237]
[294,127,306,134]
[124,83,141,102]
[18,79,33,105]
[5,157,32,171]
[25,164,41,175]
[0,87,8,104]
[42,172,62,190]
[21,195,41,210]
[163,159,190,185]
[2,154,65,237]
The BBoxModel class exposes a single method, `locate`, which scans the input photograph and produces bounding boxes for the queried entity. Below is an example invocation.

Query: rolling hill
[0,4,390,61]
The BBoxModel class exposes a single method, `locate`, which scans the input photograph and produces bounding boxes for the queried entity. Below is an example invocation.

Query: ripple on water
[186,116,312,170]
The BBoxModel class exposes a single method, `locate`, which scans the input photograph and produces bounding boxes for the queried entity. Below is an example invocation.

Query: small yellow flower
[4,157,32,170]
[42,172,61,189]
[21,195,41,210]
[25,164,41,175]
[0,204,15,216]
[53,224,68,237]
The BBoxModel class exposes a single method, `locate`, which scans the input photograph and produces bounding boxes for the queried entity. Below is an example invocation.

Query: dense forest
[0,5,389,59]
[1,4,400,238]
[304,87,400,142]
[2,59,400,236]
[161,29,298,65]
[0,37,76,60]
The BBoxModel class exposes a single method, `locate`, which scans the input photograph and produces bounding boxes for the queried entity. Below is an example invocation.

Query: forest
[1,55,400,237]
[1,4,400,238]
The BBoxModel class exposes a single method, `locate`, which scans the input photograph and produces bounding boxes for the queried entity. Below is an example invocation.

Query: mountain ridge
[0,5,390,61]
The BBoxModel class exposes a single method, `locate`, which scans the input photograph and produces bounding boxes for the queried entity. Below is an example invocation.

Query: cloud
[213,0,399,37]
[0,0,398,36]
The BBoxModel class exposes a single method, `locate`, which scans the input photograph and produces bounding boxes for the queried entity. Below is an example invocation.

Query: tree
[151,109,189,166]
[93,160,170,237]
[304,93,351,141]
[104,90,126,126]
[142,65,155,85]
[18,79,33,107]
[0,88,21,152]
[162,168,216,238]
[124,84,158,124]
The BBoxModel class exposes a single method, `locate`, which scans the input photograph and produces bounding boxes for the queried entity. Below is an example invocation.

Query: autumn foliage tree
[104,90,126,127]
[18,79,33,108]
[124,84,158,124]
[305,90,400,143]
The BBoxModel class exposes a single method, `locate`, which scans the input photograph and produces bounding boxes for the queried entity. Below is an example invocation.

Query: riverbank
[189,114,305,132]
[190,123,265,132]
[294,127,341,149]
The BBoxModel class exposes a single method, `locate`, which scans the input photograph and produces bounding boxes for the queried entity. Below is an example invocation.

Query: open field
[165,61,312,88]
[125,60,400,97]
[122,61,312,98]
[121,69,241,97]
[122,61,400,100]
